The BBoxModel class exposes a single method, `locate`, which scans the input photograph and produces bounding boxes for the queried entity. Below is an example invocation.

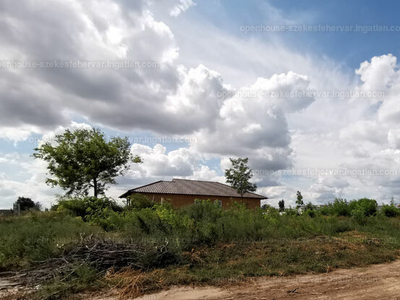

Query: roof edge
[119,180,164,198]
[119,179,268,200]
[121,191,267,200]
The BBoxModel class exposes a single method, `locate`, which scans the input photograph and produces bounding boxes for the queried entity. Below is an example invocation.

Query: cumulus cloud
[163,64,228,133]
[280,54,400,204]
[2,0,400,205]
[0,0,320,202]
[193,71,315,172]
[0,0,181,136]
[340,120,388,145]
[0,152,60,208]
[0,126,40,144]
[356,54,397,94]
[129,143,201,178]
[304,177,350,203]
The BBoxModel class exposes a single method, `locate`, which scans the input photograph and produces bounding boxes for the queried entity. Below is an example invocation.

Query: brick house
[119,178,267,209]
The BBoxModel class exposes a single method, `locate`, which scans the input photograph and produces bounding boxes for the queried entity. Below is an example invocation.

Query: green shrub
[304,202,316,211]
[351,207,368,225]
[333,198,352,216]
[54,197,123,221]
[183,199,223,223]
[305,209,317,218]
[85,207,123,231]
[128,194,155,210]
[380,204,400,218]
[349,198,377,217]
[320,198,351,216]
[284,207,299,216]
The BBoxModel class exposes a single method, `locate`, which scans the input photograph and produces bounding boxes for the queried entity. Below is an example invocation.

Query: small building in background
[0,209,14,217]
[120,178,267,209]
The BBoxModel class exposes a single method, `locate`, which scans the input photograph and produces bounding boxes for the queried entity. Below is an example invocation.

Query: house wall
[134,193,261,209]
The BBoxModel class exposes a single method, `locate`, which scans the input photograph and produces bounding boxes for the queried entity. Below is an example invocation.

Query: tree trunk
[93,178,98,198]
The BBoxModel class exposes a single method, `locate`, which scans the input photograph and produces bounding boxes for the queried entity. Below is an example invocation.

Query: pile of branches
[65,239,180,271]
[2,238,181,290]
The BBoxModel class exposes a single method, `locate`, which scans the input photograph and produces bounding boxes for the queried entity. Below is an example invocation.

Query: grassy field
[1,197,400,299]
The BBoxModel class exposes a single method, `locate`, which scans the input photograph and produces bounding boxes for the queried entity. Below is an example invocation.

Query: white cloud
[0,126,39,144]
[2,0,400,206]
[0,0,182,137]
[168,0,196,17]
[0,152,61,209]
[388,129,400,149]
[187,165,225,183]
[39,122,93,147]
[340,120,388,145]
[130,143,201,177]
[356,54,397,94]
[193,71,315,172]
[163,64,228,133]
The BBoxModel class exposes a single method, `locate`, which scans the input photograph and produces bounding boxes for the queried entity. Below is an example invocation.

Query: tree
[296,191,304,209]
[261,204,271,210]
[14,197,40,212]
[34,128,141,198]
[278,199,285,212]
[225,157,257,197]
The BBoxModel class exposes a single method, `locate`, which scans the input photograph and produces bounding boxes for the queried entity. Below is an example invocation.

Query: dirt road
[3,260,400,299]
[134,260,400,300]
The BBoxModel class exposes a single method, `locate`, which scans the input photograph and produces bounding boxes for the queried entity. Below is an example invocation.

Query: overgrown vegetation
[1,197,400,299]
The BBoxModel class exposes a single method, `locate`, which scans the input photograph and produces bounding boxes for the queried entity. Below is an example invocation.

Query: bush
[56,197,123,219]
[320,198,378,218]
[351,207,368,225]
[54,197,124,230]
[284,207,299,216]
[128,194,155,210]
[349,198,377,217]
[183,199,223,223]
[380,204,400,218]
[320,198,351,217]
[305,209,317,218]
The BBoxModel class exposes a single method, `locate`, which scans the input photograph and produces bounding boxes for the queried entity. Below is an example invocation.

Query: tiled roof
[119,179,267,199]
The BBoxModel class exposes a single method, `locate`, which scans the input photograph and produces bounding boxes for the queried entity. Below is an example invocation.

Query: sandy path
[133,260,400,300]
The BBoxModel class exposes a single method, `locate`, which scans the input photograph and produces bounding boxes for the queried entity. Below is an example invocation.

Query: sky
[1,0,400,208]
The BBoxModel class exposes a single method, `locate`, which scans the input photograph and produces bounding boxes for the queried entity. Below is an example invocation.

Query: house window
[214,200,222,208]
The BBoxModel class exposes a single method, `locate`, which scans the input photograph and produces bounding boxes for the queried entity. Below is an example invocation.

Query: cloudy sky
[1,0,400,208]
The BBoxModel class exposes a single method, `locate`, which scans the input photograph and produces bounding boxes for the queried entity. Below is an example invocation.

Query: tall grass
[3,199,400,271]
[3,199,400,299]
[0,211,100,269]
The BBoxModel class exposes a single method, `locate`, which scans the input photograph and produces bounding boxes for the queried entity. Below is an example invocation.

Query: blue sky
[1,0,400,208]
[193,0,400,69]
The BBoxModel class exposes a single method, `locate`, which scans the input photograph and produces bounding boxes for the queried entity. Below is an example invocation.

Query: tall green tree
[296,191,304,209]
[225,157,257,197]
[278,199,285,212]
[33,128,141,198]
[14,197,36,211]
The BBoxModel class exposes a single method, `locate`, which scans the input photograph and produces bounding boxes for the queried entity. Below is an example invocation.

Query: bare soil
[2,260,400,299]
[91,260,400,300]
